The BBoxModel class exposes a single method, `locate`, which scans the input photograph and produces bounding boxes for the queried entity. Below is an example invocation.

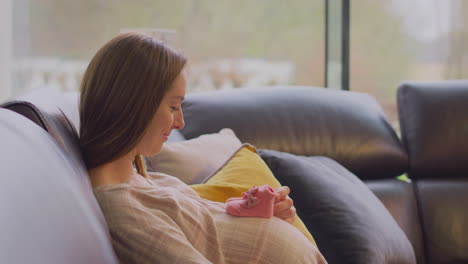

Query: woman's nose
[173,111,185,130]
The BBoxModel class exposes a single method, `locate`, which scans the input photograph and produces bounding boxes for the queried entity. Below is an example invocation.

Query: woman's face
[136,71,186,156]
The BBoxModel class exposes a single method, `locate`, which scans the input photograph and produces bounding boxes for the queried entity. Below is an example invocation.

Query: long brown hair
[79,32,186,176]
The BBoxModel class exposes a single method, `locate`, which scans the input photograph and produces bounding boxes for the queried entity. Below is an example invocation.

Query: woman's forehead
[168,73,186,95]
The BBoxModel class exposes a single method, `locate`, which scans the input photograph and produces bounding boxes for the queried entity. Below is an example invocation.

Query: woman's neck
[88,154,136,187]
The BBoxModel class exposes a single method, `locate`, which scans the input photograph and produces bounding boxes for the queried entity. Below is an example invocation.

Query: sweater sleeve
[95,186,226,264]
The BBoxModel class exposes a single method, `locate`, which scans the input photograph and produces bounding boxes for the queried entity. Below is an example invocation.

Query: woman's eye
[170,106,180,111]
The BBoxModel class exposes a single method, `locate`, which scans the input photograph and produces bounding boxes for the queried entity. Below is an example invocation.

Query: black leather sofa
[1,81,467,264]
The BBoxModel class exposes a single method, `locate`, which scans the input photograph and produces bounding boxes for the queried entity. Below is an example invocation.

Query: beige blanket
[94,172,326,264]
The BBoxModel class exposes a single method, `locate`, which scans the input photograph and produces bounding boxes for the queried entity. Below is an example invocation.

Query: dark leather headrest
[398,80,468,179]
[181,86,408,179]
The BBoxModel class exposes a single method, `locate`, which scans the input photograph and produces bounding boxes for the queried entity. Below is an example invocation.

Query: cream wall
[0,0,12,102]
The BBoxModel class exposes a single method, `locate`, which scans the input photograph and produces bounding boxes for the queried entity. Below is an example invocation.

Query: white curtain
[0,0,12,102]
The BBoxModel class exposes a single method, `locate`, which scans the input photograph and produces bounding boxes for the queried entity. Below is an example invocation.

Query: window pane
[12,0,324,96]
[350,0,468,126]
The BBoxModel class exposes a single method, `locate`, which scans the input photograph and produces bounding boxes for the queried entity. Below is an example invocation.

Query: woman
[79,32,326,264]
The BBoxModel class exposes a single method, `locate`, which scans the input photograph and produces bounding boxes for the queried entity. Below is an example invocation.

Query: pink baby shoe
[225,185,277,218]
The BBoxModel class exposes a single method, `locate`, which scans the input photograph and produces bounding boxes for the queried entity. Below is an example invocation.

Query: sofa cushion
[146,128,242,184]
[0,109,118,263]
[259,149,416,264]
[180,86,408,180]
[365,178,425,264]
[398,80,468,179]
[415,179,468,263]
[190,144,316,245]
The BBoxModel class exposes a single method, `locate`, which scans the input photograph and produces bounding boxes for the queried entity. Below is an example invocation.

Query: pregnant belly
[214,213,324,264]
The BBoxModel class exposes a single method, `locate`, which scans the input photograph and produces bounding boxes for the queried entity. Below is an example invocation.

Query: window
[10,0,324,97]
[350,0,468,125]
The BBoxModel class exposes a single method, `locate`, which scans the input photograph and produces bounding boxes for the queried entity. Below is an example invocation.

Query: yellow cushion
[190,144,316,245]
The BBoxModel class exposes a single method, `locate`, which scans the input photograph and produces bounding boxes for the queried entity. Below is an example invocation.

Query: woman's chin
[151,146,164,156]
[141,146,163,157]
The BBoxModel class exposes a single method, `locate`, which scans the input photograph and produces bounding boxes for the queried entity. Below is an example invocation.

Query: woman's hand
[273,186,296,224]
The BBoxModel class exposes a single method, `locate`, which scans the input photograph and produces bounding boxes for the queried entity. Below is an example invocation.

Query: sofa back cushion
[0,109,118,264]
[398,80,468,179]
[181,86,408,179]
[1,88,82,170]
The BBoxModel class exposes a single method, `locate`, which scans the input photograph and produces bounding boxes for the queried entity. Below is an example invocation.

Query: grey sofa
[1,81,467,264]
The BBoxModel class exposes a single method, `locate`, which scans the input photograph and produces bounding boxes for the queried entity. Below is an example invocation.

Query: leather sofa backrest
[0,109,118,264]
[398,80,468,179]
[181,86,408,180]
[398,81,468,263]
